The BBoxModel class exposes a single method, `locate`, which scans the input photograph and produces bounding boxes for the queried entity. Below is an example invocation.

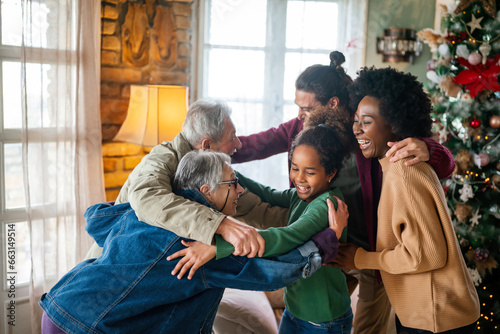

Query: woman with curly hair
[333,67,480,334]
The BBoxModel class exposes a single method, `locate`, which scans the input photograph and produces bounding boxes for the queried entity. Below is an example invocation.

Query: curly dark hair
[295,51,353,108]
[290,112,352,181]
[348,67,433,139]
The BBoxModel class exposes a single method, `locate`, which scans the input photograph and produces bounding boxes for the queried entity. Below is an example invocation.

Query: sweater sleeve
[354,163,448,274]
[216,188,347,259]
[232,118,300,163]
[235,171,293,208]
[419,137,455,179]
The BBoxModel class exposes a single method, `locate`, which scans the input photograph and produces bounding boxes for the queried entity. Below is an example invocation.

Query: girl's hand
[166,240,216,279]
[327,197,349,239]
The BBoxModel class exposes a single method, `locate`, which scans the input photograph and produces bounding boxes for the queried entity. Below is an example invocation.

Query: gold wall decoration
[122,3,150,67]
[152,6,177,68]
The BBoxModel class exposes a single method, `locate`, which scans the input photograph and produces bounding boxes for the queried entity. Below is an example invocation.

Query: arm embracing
[124,152,225,245]
[232,119,299,163]
[216,189,345,259]
[236,171,293,208]
[419,137,455,179]
[354,171,448,274]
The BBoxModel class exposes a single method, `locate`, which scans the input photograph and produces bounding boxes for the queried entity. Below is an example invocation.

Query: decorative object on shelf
[376,28,423,64]
[114,85,189,147]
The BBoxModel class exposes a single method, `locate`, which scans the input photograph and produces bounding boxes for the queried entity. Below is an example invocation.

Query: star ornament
[453,55,500,97]
[467,14,483,33]
[469,208,482,226]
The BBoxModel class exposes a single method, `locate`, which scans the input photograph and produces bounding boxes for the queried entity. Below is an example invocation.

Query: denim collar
[175,189,219,212]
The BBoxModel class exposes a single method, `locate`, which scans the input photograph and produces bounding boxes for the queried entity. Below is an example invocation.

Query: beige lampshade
[114,85,189,146]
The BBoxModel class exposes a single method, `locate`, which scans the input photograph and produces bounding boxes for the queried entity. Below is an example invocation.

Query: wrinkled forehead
[222,116,235,129]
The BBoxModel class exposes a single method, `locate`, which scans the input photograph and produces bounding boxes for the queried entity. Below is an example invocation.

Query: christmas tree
[417,0,500,332]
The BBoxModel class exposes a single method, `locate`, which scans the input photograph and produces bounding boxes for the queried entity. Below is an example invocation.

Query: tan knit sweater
[354,157,479,333]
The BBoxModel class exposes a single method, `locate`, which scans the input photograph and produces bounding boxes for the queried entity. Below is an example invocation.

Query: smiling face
[353,96,395,160]
[210,118,242,155]
[290,145,335,203]
[295,90,323,121]
[205,164,243,216]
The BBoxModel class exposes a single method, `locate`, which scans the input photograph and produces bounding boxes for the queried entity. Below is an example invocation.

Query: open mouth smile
[357,139,371,149]
[296,185,311,194]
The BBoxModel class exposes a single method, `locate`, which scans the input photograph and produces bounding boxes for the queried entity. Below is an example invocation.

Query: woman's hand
[166,240,216,279]
[327,197,349,240]
[386,138,429,166]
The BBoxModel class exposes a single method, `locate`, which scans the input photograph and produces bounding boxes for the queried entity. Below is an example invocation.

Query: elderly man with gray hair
[86,99,266,259]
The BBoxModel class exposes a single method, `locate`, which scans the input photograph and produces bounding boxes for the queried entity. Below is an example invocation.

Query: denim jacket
[40,193,321,334]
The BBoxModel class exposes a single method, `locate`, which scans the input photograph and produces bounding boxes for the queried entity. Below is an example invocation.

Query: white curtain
[20,1,104,332]
[341,0,368,77]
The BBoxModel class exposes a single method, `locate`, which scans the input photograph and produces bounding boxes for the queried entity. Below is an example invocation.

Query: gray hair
[182,99,232,148]
[174,150,231,193]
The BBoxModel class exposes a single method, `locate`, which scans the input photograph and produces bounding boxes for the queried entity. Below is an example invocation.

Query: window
[1,1,68,332]
[197,0,366,189]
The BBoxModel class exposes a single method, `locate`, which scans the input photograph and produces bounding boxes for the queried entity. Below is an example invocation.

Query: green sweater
[216,172,351,322]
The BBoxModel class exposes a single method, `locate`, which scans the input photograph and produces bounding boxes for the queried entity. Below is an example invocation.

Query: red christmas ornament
[453,55,500,98]
[470,118,481,128]
[446,31,468,44]
[474,248,489,261]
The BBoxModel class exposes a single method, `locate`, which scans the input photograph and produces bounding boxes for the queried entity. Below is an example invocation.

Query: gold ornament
[455,203,473,222]
[439,76,461,97]
[416,29,447,52]
[455,149,474,174]
[490,115,500,129]
[455,0,497,18]
[468,126,482,140]
[492,174,500,184]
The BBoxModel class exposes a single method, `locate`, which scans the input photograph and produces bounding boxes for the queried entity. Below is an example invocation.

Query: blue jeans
[278,307,353,334]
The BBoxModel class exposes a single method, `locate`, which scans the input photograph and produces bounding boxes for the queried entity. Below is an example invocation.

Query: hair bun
[329,51,345,70]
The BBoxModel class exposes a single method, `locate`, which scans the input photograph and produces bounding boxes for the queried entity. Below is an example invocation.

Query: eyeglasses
[218,177,239,187]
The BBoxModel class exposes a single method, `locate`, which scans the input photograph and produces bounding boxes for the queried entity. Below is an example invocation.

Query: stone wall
[100,0,195,201]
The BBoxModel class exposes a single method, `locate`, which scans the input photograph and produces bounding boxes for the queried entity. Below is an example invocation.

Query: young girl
[170,112,354,334]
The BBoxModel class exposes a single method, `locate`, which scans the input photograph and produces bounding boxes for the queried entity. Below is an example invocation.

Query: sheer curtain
[20,1,104,332]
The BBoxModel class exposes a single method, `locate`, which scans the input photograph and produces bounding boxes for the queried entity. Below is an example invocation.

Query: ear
[328,170,337,183]
[201,139,211,151]
[200,184,212,197]
[327,97,339,109]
